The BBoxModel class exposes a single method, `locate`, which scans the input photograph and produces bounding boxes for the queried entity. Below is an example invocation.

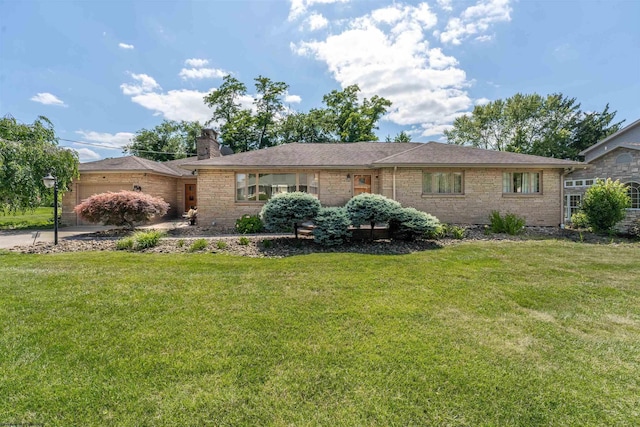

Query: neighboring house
[565,118,640,231]
[178,140,583,228]
[61,130,229,226]
[63,129,585,228]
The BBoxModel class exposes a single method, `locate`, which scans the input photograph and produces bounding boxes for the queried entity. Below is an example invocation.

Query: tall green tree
[124,120,202,161]
[322,85,392,142]
[385,131,412,142]
[445,93,623,160]
[0,115,78,213]
[277,109,334,144]
[254,75,288,149]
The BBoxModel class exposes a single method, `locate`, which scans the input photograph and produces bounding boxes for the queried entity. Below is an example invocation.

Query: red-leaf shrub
[74,191,169,229]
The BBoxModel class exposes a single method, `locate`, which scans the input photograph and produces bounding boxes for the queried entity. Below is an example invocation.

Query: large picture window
[423,172,463,194]
[503,172,540,194]
[236,172,319,201]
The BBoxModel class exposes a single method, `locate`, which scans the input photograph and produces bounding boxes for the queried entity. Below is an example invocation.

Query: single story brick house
[564,118,640,231]
[63,129,585,228]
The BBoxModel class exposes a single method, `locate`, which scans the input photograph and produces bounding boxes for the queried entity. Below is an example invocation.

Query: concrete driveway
[0,221,189,249]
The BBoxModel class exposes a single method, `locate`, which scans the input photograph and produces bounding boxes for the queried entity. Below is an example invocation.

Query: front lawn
[0,207,59,230]
[1,240,639,426]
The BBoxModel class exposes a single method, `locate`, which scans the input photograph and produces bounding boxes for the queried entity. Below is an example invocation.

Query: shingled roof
[182,141,584,169]
[79,156,187,176]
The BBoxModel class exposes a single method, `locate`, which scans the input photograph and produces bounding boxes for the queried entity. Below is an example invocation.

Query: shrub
[115,236,134,250]
[74,190,169,230]
[177,239,185,248]
[580,178,631,233]
[570,211,590,229]
[235,214,264,234]
[313,207,352,246]
[489,211,525,235]
[629,219,640,238]
[426,223,447,239]
[261,239,273,249]
[132,230,165,250]
[239,236,250,246]
[216,240,228,250]
[260,192,321,234]
[345,193,402,229]
[450,225,466,239]
[388,207,440,241]
[189,238,208,252]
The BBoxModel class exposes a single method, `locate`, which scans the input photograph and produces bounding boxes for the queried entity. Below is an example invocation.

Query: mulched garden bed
[6,225,636,257]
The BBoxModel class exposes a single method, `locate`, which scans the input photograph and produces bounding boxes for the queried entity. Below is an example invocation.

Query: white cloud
[30,92,67,107]
[285,94,302,104]
[475,97,491,105]
[120,73,161,96]
[306,12,328,31]
[289,0,350,22]
[179,67,226,80]
[439,0,512,45]
[184,58,209,67]
[437,0,453,12]
[118,42,135,49]
[75,130,135,148]
[129,89,213,122]
[292,2,476,136]
[73,147,102,162]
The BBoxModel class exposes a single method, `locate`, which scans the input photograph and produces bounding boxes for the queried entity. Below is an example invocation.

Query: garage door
[77,184,131,225]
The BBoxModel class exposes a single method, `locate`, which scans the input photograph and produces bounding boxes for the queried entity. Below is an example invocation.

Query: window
[423,172,463,194]
[566,194,582,221]
[628,182,640,209]
[503,172,540,194]
[616,153,633,164]
[236,172,319,201]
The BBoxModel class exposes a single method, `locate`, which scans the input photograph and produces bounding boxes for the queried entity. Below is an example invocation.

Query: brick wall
[196,167,564,228]
[61,172,181,226]
[386,168,563,226]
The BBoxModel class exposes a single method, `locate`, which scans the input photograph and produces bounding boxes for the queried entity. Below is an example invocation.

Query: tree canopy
[124,120,202,162]
[444,93,623,160]
[0,115,78,213]
[204,77,393,152]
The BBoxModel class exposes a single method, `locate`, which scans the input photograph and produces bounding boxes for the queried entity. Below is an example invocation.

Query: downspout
[560,169,565,227]
[393,166,397,200]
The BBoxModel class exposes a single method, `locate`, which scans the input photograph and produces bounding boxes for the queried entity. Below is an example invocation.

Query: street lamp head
[43,173,56,189]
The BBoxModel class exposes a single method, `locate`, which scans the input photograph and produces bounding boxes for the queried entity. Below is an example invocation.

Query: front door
[353,175,371,195]
[185,184,197,212]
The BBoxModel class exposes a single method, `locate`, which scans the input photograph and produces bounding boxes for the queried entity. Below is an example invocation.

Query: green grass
[0,207,59,230]
[1,240,639,426]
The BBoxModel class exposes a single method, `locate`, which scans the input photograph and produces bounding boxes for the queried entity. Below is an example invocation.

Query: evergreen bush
[260,192,321,234]
[388,207,440,241]
[345,193,401,230]
[489,211,525,235]
[313,207,352,246]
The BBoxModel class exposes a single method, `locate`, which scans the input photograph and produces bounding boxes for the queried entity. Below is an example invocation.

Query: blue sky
[2,0,639,162]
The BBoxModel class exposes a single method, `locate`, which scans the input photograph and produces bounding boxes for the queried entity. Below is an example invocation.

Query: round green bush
[581,178,631,233]
[260,192,321,233]
[235,214,264,234]
[389,207,440,241]
[345,193,402,228]
[313,207,352,246]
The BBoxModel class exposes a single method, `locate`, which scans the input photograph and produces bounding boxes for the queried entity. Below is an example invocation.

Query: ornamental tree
[313,207,352,246]
[259,192,321,236]
[389,207,440,241]
[345,193,402,240]
[74,191,169,230]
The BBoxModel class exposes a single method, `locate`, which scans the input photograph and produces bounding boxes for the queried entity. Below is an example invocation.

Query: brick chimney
[196,129,220,159]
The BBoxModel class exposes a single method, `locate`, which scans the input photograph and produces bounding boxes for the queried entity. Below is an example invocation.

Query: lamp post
[43,173,58,245]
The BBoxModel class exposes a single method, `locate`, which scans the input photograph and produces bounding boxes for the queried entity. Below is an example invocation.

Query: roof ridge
[580,117,640,155]
[373,142,430,163]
